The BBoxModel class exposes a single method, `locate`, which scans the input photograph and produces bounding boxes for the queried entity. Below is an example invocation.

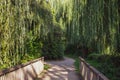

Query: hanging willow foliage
[0,0,55,69]
[0,0,119,69]
[48,0,119,55]
[67,0,119,55]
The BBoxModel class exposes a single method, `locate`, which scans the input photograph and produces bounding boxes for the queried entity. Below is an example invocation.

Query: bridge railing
[79,57,109,80]
[0,57,44,80]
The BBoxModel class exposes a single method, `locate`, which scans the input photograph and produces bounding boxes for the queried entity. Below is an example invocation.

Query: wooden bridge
[0,57,109,80]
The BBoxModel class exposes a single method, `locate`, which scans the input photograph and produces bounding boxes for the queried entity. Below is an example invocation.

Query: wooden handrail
[0,57,44,76]
[79,57,109,80]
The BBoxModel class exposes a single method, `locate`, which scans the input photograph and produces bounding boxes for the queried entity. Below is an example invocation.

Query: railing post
[79,57,109,80]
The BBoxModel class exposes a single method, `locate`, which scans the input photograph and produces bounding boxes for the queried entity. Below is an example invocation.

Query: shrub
[42,41,64,60]
[87,53,120,80]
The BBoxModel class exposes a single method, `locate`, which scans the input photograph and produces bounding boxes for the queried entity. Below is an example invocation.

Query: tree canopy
[0,0,119,71]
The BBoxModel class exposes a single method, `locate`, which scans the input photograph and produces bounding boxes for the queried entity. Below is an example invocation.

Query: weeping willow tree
[0,0,62,69]
[64,0,119,55]
[48,0,120,55]
[0,0,37,68]
[79,0,119,54]
[0,0,119,69]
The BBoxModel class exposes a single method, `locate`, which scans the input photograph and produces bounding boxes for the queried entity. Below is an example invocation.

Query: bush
[87,53,104,61]
[42,41,64,60]
[65,44,93,58]
[87,53,120,80]
[65,44,82,56]
[110,55,120,67]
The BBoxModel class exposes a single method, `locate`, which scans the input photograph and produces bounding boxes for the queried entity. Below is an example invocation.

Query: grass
[44,64,51,70]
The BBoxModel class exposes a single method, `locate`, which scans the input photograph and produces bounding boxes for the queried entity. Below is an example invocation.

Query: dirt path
[37,57,82,80]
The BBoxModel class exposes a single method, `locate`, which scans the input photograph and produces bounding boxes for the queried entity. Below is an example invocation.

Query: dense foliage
[87,54,120,80]
[48,0,120,56]
[0,0,64,69]
[64,0,120,56]
[0,1,120,79]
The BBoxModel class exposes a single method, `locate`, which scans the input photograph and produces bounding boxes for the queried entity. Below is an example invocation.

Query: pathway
[37,57,81,80]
